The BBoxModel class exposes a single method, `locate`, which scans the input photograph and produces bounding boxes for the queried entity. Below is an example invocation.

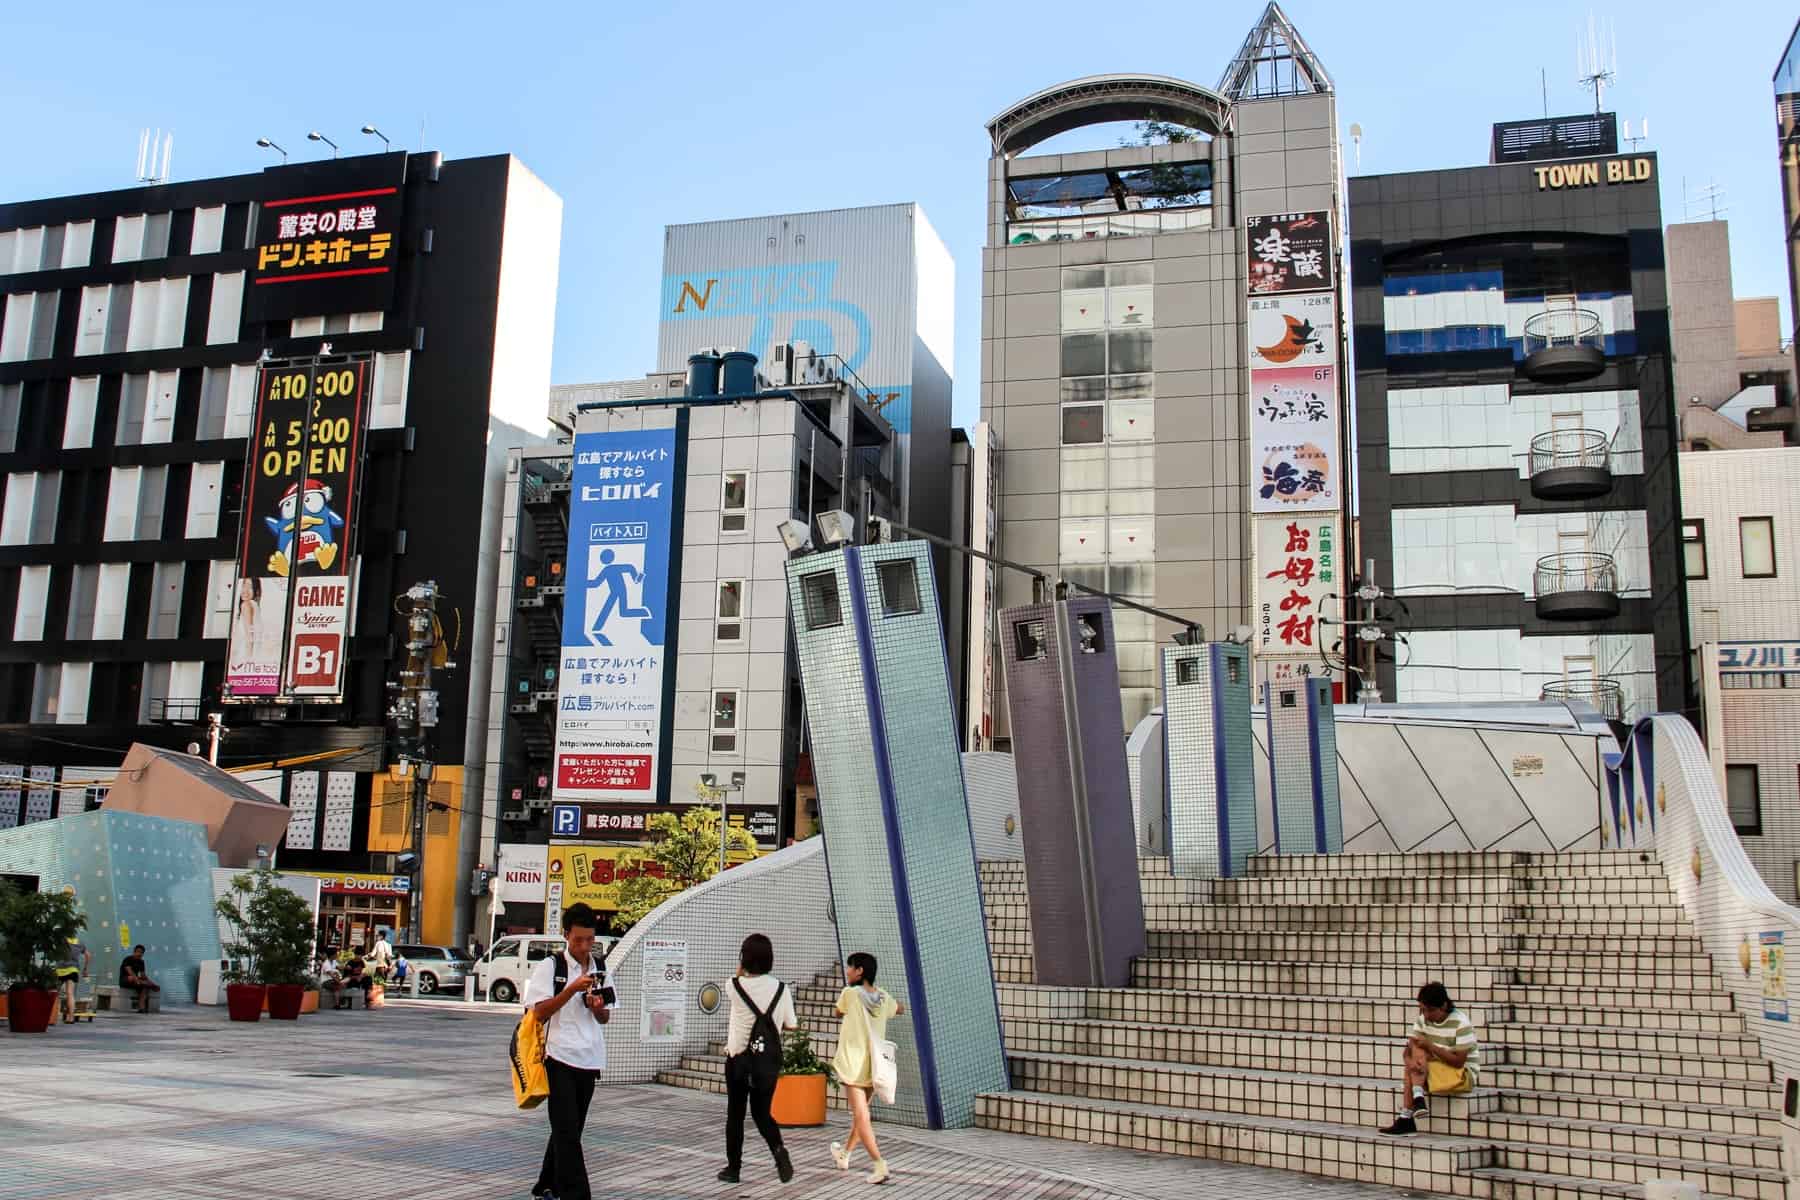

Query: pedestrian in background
[522,903,614,1200]
[829,951,903,1184]
[719,932,796,1184]
[368,930,395,981]
[56,933,88,1024]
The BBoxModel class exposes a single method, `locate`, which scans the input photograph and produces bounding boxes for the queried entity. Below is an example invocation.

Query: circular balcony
[1533,551,1621,620]
[1540,677,1625,722]
[1528,429,1613,500]
[1521,309,1605,382]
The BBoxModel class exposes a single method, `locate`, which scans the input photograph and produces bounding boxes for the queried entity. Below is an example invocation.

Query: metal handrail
[1522,307,1603,354]
[1540,677,1625,722]
[148,697,204,724]
[1533,551,1619,597]
[1528,428,1610,475]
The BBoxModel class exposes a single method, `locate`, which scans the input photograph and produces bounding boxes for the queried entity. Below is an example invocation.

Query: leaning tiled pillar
[997,597,1146,988]
[1265,675,1343,855]
[1161,641,1256,878]
[785,540,1007,1129]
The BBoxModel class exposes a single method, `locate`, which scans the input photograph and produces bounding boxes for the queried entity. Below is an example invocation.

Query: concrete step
[1483,1063,1778,1109]
[975,1088,1495,1192]
[1467,1165,1750,1200]
[1468,1112,1784,1174]
[1497,1087,1786,1140]
[1240,851,1662,878]
[1487,1022,1762,1062]
[1478,1129,1783,1199]
[1127,958,1728,1002]
[1131,930,1707,961]
[1193,874,1677,906]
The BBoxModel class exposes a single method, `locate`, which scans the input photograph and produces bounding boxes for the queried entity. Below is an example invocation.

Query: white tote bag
[860,992,899,1105]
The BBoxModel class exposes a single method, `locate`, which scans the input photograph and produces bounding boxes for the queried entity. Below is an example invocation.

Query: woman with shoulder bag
[829,951,904,1184]
[720,933,797,1184]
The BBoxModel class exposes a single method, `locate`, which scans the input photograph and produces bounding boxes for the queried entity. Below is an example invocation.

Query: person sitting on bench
[118,944,160,1013]
[335,956,374,1009]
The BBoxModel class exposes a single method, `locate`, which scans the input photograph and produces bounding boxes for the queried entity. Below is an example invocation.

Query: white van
[476,933,617,1004]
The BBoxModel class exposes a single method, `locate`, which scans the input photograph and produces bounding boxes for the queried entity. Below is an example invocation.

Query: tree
[1119,112,1211,207]
[0,884,85,991]
[613,788,760,928]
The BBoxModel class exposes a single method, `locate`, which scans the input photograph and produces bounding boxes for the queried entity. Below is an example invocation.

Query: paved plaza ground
[2,1001,1426,1200]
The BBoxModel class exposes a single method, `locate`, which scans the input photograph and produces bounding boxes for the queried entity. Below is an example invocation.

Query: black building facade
[0,151,560,942]
[1350,118,1688,722]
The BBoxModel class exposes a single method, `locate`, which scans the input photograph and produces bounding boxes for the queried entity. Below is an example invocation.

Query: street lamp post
[702,772,747,874]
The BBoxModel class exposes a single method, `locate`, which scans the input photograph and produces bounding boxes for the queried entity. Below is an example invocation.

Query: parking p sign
[552,804,581,837]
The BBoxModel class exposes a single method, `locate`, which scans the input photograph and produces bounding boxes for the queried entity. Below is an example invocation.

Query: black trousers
[725,1065,784,1168]
[537,1057,598,1200]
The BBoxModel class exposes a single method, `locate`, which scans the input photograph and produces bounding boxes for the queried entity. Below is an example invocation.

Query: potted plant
[770,1026,833,1126]
[0,883,85,1034]
[216,869,317,1022]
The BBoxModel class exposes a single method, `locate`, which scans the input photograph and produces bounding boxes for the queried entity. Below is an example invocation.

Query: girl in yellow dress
[829,951,904,1184]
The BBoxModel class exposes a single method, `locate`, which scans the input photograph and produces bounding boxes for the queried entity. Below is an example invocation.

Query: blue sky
[4,1,1793,430]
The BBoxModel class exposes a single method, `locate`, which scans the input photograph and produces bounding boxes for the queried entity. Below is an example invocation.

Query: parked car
[476,933,617,1004]
[393,944,473,995]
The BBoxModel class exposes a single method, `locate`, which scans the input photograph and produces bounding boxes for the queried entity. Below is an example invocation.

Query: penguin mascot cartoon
[265,478,344,576]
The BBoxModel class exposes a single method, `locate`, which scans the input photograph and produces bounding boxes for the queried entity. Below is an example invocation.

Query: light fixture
[729,771,745,790]
[1232,624,1253,644]
[776,518,813,556]
[255,137,287,163]
[816,509,856,548]
[396,851,418,871]
[306,130,339,158]
[700,773,718,789]
[361,123,391,148]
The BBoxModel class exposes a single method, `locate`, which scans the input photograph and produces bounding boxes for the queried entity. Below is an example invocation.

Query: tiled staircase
[659,851,1790,1199]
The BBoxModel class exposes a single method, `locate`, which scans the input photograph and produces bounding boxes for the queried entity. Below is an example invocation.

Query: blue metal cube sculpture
[1265,675,1343,855]
[1161,642,1257,878]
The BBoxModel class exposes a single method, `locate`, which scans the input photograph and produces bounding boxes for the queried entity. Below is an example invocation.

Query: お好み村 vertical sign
[225,358,368,701]
[556,427,679,800]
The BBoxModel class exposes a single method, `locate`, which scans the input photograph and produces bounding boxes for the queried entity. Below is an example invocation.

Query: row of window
[16,659,207,726]
[10,559,235,644]
[1,463,230,546]
[0,352,409,455]
[0,204,255,277]
[1683,517,1776,580]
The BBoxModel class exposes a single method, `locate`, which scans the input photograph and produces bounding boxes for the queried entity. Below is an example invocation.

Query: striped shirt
[1411,1008,1479,1083]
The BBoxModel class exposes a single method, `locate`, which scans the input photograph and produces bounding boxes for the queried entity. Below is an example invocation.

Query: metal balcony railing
[1540,677,1625,722]
[1522,308,1604,355]
[1521,307,1606,382]
[1528,429,1609,474]
[147,697,205,724]
[1534,551,1619,597]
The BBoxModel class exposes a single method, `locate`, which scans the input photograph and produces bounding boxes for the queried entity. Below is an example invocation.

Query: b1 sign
[555,427,678,801]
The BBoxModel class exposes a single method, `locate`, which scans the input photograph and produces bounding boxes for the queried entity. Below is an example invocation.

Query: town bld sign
[1534,157,1653,190]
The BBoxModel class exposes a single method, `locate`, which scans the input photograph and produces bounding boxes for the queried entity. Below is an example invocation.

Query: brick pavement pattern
[0,1003,1419,1200]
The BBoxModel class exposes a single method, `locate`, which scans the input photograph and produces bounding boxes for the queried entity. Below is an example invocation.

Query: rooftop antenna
[1684,178,1727,222]
[1622,117,1648,151]
[1541,68,1549,118]
[1348,122,1363,170]
[135,129,173,184]
[1576,13,1617,114]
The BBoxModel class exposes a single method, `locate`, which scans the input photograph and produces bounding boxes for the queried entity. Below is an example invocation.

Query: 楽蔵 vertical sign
[555,427,679,800]
[1245,211,1334,294]
[224,357,368,701]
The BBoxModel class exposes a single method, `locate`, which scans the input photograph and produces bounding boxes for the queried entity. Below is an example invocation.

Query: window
[1061,405,1105,445]
[877,559,921,617]
[31,664,61,723]
[1681,520,1707,579]
[1741,517,1776,578]
[185,462,223,539]
[711,690,739,753]
[1014,619,1046,662]
[206,272,244,344]
[191,206,226,256]
[799,571,842,630]
[1728,765,1762,835]
[721,471,748,532]
[0,383,19,453]
[12,565,49,641]
[1175,658,1200,686]
[716,579,744,642]
[0,291,60,362]
[63,377,98,448]
[1075,612,1106,653]
[149,562,184,639]
[65,565,99,640]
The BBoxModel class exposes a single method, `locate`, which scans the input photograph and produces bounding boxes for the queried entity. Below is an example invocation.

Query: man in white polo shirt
[523,903,615,1200]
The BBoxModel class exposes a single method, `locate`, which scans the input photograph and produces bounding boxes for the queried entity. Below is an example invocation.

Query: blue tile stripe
[1306,681,1328,853]
[1208,645,1232,877]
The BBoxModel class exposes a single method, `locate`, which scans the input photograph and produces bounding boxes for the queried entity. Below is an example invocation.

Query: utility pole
[1356,560,1383,703]
[389,580,444,944]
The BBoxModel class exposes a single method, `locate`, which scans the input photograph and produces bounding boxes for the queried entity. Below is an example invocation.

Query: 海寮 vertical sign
[224,358,368,701]
[555,427,679,800]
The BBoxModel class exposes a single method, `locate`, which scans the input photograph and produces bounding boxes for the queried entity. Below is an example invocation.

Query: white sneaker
[830,1141,851,1170]
[867,1158,889,1184]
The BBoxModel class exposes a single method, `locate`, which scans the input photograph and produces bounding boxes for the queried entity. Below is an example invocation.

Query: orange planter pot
[770,1073,828,1126]
[301,989,319,1014]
